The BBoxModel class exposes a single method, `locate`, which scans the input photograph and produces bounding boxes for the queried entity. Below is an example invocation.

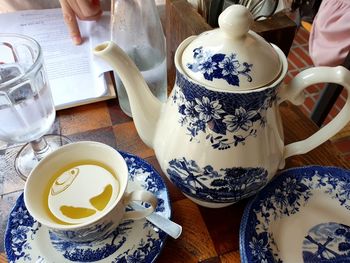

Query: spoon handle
[130,203,182,239]
[145,211,183,239]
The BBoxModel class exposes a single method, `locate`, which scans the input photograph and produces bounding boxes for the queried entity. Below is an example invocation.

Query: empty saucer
[240,166,350,263]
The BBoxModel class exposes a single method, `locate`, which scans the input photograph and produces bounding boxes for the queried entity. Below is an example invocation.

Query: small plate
[5,152,170,263]
[240,166,350,263]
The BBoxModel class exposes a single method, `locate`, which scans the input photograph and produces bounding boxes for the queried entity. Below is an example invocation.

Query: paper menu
[0,8,114,110]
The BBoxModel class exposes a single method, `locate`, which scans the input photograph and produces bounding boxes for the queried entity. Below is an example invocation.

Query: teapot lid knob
[180,3,283,91]
[218,5,253,39]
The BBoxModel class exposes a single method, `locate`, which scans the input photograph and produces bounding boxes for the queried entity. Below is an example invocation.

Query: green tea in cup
[25,141,157,243]
[45,161,120,225]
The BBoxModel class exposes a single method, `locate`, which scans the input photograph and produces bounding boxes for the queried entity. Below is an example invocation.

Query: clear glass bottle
[110,0,167,117]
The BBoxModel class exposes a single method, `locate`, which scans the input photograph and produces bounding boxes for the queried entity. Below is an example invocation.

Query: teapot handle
[279,66,350,161]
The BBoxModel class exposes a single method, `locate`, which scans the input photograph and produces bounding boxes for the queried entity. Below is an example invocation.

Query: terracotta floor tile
[288,50,308,68]
[340,88,348,98]
[293,33,305,46]
[287,54,301,70]
[323,115,333,125]
[283,72,293,84]
[329,105,340,119]
[316,83,326,89]
[289,69,301,77]
[300,104,311,116]
[288,61,295,71]
[334,95,346,109]
[304,97,315,112]
[294,46,314,66]
[310,94,320,104]
[304,85,321,95]
[298,27,310,43]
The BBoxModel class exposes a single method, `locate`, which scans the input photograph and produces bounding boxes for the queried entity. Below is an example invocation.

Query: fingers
[74,0,102,21]
[59,0,82,45]
[59,0,102,45]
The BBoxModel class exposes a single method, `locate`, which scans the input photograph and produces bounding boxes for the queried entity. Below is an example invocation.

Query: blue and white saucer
[240,166,350,263]
[5,152,170,263]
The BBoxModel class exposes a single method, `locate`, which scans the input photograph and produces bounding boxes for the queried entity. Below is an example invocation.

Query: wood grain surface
[1,1,349,262]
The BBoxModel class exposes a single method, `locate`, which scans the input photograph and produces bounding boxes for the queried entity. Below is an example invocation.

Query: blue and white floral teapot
[94,5,350,208]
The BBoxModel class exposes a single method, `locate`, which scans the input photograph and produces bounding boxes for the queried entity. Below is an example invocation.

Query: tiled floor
[286,26,350,162]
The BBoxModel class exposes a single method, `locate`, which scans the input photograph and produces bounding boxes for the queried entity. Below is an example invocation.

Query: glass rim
[0,33,43,89]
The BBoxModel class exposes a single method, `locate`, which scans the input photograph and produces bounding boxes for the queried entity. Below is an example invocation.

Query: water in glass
[0,64,55,143]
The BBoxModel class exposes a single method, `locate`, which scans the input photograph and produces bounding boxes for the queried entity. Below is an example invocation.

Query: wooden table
[1,1,349,262]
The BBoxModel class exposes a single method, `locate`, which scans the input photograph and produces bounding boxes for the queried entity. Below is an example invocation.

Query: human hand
[59,0,102,45]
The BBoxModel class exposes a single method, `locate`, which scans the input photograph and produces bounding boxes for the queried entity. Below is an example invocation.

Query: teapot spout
[93,41,163,148]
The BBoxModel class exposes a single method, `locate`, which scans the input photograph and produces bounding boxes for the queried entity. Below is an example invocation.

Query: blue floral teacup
[24,141,157,243]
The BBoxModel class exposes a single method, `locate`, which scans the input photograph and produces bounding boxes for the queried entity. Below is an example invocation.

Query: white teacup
[24,141,158,242]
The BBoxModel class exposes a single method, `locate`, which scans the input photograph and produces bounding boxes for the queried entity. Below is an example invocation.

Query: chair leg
[310,84,343,127]
[310,51,350,127]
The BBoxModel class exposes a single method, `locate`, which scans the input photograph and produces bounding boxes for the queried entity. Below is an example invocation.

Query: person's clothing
[0,0,165,13]
[0,0,111,13]
[309,0,350,66]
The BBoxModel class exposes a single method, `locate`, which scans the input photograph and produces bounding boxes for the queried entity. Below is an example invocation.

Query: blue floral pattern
[113,230,167,263]
[167,157,268,203]
[5,151,171,263]
[186,47,253,86]
[172,71,277,149]
[240,166,350,263]
[5,198,40,262]
[49,221,131,262]
[52,221,115,243]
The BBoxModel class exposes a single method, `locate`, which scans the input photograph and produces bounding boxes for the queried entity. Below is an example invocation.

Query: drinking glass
[0,34,70,180]
[111,0,167,117]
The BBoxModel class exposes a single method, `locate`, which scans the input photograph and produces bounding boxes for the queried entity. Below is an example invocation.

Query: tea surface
[46,161,119,225]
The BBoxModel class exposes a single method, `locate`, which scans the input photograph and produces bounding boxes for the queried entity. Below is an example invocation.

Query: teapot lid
[181,5,281,91]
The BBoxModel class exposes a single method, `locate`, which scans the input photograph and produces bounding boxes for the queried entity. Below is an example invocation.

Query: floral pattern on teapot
[186,46,253,87]
[172,72,278,150]
[167,157,268,203]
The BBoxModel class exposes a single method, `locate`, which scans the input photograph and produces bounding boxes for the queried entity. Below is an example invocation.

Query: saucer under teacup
[5,152,170,262]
